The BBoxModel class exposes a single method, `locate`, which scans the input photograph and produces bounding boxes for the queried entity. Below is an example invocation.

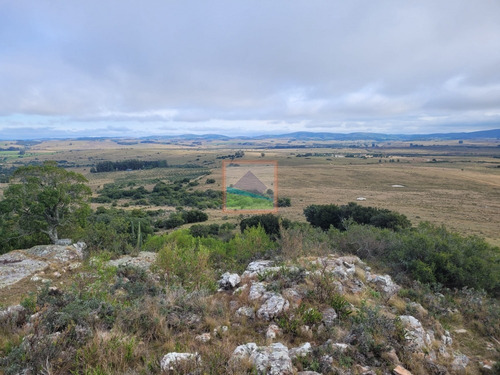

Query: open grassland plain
[1,138,499,245]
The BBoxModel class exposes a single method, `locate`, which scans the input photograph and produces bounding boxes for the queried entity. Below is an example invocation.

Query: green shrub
[277,197,291,207]
[304,202,411,231]
[240,214,291,238]
[154,241,216,291]
[387,222,500,296]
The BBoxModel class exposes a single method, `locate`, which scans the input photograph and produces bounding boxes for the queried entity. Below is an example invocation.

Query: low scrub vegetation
[304,202,411,231]
[94,180,222,209]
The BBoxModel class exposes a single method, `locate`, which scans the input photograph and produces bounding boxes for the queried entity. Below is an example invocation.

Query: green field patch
[226,191,274,210]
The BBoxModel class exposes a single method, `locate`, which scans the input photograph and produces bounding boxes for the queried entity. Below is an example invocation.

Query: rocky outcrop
[231,342,294,375]
[399,315,433,350]
[0,243,86,289]
[257,294,290,320]
[107,251,156,270]
[366,273,400,297]
[242,260,280,279]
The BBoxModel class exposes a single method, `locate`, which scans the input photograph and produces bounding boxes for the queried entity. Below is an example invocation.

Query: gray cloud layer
[1,1,500,138]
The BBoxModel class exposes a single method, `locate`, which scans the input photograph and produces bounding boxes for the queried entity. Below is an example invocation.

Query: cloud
[1,1,500,138]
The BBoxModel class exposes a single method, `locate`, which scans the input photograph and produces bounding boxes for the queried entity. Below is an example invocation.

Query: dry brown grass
[2,139,499,245]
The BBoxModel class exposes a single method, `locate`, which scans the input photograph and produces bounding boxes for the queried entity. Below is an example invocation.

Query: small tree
[2,162,91,244]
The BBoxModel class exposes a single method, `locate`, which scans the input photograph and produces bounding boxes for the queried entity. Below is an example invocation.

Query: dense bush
[83,207,154,255]
[189,223,236,239]
[304,202,411,231]
[94,181,222,209]
[144,226,276,273]
[155,209,208,230]
[240,213,291,238]
[329,222,500,296]
[386,222,500,296]
[277,197,291,207]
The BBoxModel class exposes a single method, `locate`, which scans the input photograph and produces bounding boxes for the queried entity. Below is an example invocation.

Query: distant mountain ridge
[3,128,499,142]
[139,129,500,142]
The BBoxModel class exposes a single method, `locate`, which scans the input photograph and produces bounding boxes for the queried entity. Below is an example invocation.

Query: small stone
[266,324,282,341]
[441,331,452,346]
[53,271,62,278]
[454,328,467,334]
[195,333,211,343]
[236,306,255,319]
[451,353,469,372]
[218,272,241,290]
[213,325,229,337]
[289,342,312,359]
[68,262,81,270]
[322,307,338,327]
[331,343,349,352]
[393,365,412,375]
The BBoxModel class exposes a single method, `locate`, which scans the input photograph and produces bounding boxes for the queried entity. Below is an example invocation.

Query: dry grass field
[1,138,499,245]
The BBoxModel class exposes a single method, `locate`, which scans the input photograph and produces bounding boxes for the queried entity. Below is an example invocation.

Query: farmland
[0,136,499,245]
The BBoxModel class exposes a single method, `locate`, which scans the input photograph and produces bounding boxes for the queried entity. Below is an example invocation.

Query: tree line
[90,159,168,173]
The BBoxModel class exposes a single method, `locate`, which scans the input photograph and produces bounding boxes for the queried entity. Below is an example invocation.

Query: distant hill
[4,129,499,142]
[140,128,500,142]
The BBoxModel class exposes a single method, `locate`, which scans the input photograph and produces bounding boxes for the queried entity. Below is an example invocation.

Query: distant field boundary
[226,187,273,201]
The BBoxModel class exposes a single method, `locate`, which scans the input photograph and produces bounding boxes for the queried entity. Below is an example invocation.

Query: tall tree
[1,162,91,244]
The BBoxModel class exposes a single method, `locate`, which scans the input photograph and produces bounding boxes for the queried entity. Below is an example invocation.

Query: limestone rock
[160,352,200,372]
[399,315,432,350]
[393,365,412,375]
[0,251,49,289]
[322,307,338,327]
[195,333,211,343]
[232,342,293,375]
[367,273,400,296]
[451,353,469,372]
[249,282,268,301]
[218,272,241,290]
[257,294,289,320]
[441,330,452,346]
[55,238,72,246]
[107,251,156,270]
[236,306,255,319]
[242,260,278,278]
[266,324,282,341]
[289,342,312,359]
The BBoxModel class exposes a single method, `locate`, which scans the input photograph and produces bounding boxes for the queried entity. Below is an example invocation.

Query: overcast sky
[1,1,500,139]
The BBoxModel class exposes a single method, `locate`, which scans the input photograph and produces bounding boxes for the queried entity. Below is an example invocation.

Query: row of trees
[90,159,168,173]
